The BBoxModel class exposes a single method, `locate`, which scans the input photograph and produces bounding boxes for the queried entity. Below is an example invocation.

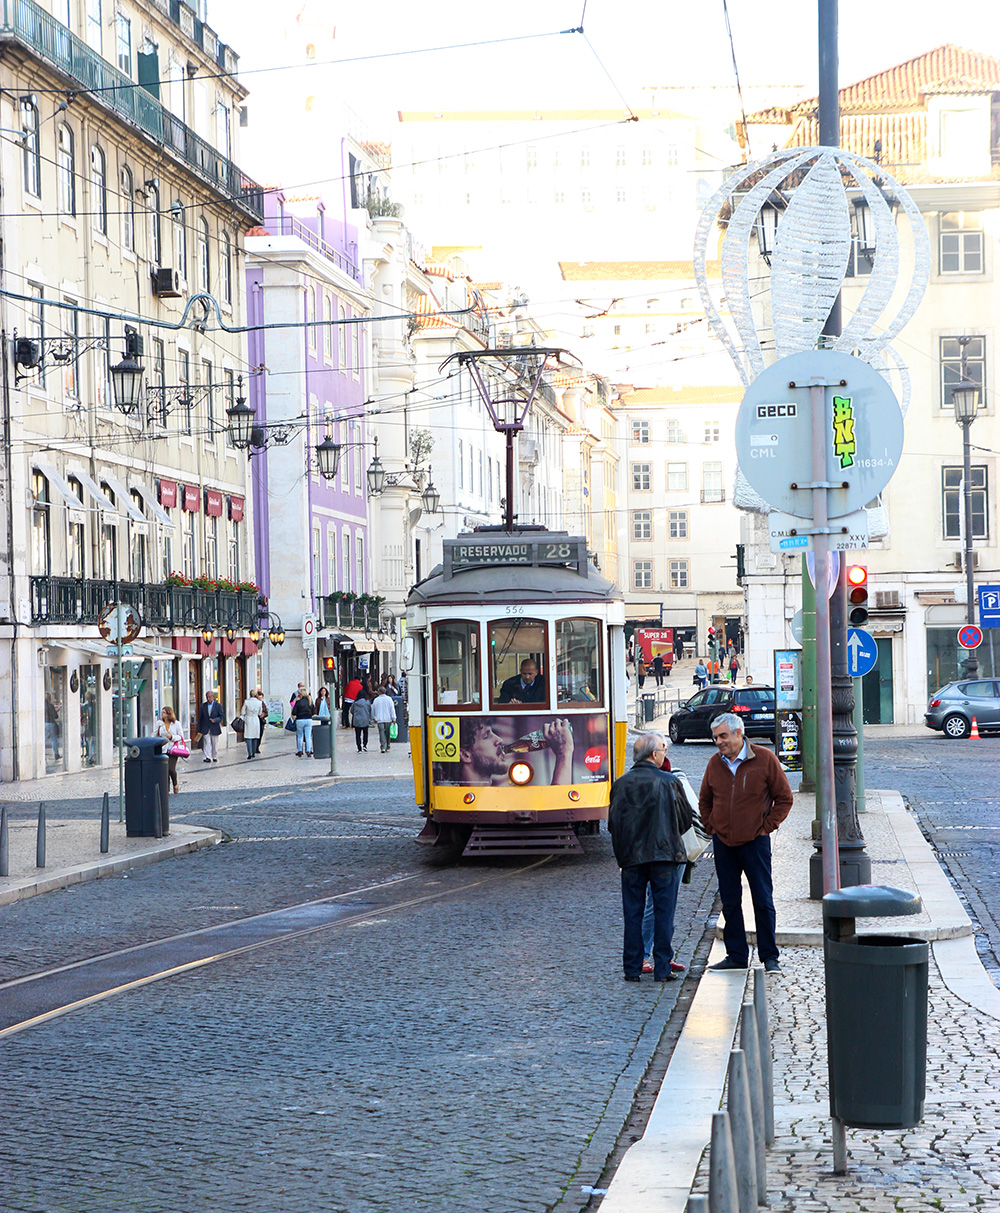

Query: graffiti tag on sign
[832,395,856,468]
[430,717,460,761]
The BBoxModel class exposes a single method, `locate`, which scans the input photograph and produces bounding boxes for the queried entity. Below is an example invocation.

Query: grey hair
[633,731,665,762]
[711,712,744,735]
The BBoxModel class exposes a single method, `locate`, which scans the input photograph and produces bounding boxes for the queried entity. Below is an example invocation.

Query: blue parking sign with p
[978,585,1000,629]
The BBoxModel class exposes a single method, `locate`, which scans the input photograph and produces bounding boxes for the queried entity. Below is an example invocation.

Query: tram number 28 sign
[430,717,460,761]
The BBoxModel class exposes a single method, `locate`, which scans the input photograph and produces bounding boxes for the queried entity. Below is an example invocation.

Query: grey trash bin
[312,718,332,760]
[124,736,169,837]
[642,693,656,723]
[823,885,928,1129]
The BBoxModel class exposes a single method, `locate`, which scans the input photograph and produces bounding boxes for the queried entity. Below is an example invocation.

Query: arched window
[338,304,346,367]
[221,230,232,304]
[198,217,210,291]
[20,98,40,197]
[307,287,317,351]
[147,182,161,264]
[90,145,107,234]
[172,201,186,279]
[120,166,135,251]
[57,123,75,215]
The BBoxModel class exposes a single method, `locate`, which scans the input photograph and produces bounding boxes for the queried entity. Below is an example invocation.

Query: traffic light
[322,655,336,682]
[707,626,717,656]
[847,564,869,626]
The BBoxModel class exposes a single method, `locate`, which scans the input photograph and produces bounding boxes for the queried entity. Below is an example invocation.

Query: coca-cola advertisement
[430,712,610,787]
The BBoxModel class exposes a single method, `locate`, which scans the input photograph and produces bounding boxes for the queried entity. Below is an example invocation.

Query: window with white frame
[632,560,653,590]
[338,305,347,367]
[458,440,464,488]
[179,349,192,435]
[631,462,651,491]
[669,509,688,539]
[201,359,214,431]
[21,98,40,197]
[704,419,720,442]
[198,218,210,292]
[307,288,317,351]
[61,301,79,401]
[100,483,118,580]
[116,14,131,76]
[631,419,650,444]
[323,294,333,360]
[669,559,689,588]
[632,510,652,540]
[352,321,359,378]
[940,212,983,275]
[342,529,350,591]
[942,466,988,539]
[665,418,684,443]
[151,337,166,426]
[86,0,102,52]
[205,515,219,580]
[129,490,147,582]
[228,523,240,583]
[57,124,75,215]
[356,535,364,593]
[940,336,986,410]
[31,471,50,574]
[327,528,338,591]
[182,510,195,578]
[312,526,321,592]
[68,476,85,578]
[702,461,724,502]
[121,166,134,251]
[27,284,45,387]
[221,231,232,304]
[172,202,187,280]
[147,182,161,264]
[91,145,107,234]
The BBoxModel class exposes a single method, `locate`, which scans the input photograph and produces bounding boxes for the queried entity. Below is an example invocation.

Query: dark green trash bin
[642,694,655,722]
[124,736,169,837]
[312,718,332,760]
[823,885,927,1129]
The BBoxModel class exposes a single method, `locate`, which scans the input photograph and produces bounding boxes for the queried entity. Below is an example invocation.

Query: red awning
[197,637,217,656]
[222,638,240,657]
[243,639,258,656]
[172,637,194,653]
[205,488,224,517]
[159,479,178,509]
[229,495,245,522]
[183,485,200,513]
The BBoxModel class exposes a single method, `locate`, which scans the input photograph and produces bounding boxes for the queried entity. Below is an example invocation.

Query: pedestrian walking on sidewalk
[198,691,224,763]
[694,659,709,689]
[351,692,372,752]
[155,706,185,794]
[699,712,793,974]
[292,689,314,756]
[608,731,691,983]
[728,652,740,684]
[342,675,362,729]
[241,691,264,758]
[652,653,665,686]
[636,652,647,689]
[371,688,396,752]
[254,688,268,750]
[315,686,332,722]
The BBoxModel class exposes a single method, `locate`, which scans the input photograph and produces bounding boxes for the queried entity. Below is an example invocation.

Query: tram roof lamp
[421,469,440,515]
[226,386,256,449]
[952,381,980,423]
[110,325,145,414]
[316,435,342,481]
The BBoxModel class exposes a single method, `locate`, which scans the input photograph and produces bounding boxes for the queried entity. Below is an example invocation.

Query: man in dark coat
[496,659,546,704]
[608,731,691,982]
[197,690,225,763]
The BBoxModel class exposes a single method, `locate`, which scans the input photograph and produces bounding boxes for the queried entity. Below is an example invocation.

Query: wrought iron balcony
[1,0,263,221]
[29,576,262,630]
[317,596,395,635]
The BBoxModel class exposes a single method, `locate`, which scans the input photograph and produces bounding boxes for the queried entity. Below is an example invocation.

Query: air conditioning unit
[875,590,901,610]
[152,267,185,298]
[954,551,979,570]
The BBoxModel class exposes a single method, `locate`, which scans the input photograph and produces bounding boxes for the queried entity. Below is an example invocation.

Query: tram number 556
[431,717,460,761]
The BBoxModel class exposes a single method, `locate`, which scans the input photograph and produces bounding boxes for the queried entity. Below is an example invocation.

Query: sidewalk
[598,788,1000,1212]
[0,723,414,904]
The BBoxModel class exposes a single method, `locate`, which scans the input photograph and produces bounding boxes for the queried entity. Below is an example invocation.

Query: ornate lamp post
[952,381,981,678]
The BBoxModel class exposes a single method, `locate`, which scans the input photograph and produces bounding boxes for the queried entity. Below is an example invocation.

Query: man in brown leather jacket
[698,712,793,973]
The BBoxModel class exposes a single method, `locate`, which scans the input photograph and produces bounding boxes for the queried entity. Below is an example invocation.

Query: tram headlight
[568,790,581,802]
[509,761,534,786]
[463,792,476,804]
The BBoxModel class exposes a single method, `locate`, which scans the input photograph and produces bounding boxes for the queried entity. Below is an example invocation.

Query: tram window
[433,620,481,708]
[489,618,548,709]
[555,618,603,705]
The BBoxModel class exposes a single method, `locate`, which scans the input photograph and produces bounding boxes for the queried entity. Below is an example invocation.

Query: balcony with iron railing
[29,576,260,630]
[272,215,361,281]
[317,596,395,636]
[1,0,263,221]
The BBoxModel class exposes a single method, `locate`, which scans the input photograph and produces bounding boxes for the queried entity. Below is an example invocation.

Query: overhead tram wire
[721,0,751,162]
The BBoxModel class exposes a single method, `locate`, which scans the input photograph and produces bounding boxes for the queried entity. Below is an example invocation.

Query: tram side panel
[609,622,628,780]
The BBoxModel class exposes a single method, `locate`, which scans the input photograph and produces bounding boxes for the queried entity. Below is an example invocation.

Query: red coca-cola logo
[584,747,606,771]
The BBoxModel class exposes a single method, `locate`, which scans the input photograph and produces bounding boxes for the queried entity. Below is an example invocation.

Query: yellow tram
[404,527,627,855]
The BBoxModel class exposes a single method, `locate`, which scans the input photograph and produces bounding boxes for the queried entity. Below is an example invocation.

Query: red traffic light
[323,656,335,670]
[847,564,868,587]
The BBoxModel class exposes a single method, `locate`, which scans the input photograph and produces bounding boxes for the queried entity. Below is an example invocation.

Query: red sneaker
[641,959,654,974]
[670,960,686,972]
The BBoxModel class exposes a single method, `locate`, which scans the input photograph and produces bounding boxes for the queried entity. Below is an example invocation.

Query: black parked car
[668,685,776,743]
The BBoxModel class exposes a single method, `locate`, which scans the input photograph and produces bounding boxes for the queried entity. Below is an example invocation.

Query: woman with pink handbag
[155,706,187,794]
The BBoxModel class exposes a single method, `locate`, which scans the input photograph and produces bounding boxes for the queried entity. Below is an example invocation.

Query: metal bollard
[36,801,46,869]
[726,1049,757,1213]
[100,792,110,855]
[687,1196,709,1213]
[708,1110,739,1213]
[753,966,775,1146]
[0,804,8,877]
[739,1002,767,1204]
[153,783,163,840]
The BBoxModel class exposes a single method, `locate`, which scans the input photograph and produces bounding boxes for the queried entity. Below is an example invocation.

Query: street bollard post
[739,1002,767,1204]
[687,1196,709,1213]
[753,966,775,1146]
[0,804,8,877]
[153,783,163,840]
[36,801,46,869]
[100,792,110,854]
[708,1110,739,1213]
[726,1049,757,1213]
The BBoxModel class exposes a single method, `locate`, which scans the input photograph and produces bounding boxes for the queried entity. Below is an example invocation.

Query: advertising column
[774,648,803,771]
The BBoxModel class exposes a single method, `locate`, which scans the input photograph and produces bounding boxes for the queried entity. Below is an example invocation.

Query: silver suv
[924,679,1000,738]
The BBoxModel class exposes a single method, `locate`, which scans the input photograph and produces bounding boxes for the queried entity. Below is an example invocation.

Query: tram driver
[496,659,547,705]
[457,717,574,785]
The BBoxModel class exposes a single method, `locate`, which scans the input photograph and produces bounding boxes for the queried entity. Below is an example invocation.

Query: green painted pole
[853,677,866,812]
[800,554,817,794]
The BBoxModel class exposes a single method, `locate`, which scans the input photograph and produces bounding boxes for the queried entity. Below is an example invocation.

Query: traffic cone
[971,716,981,739]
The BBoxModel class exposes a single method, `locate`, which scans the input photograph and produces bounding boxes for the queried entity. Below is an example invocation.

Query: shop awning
[66,467,117,514]
[323,631,353,647]
[100,471,147,524]
[129,480,173,526]
[32,463,86,519]
[373,637,396,652]
[342,631,374,652]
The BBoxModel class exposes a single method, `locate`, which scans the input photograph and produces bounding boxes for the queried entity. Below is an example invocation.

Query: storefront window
[488,618,548,709]
[555,618,603,705]
[433,620,481,709]
[44,666,66,773]
[80,664,99,766]
[927,626,999,688]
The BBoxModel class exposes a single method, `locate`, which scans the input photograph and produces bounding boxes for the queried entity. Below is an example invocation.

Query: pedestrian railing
[633,686,685,729]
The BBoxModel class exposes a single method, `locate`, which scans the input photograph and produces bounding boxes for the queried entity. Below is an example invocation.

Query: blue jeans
[713,834,778,964]
[621,861,685,979]
[295,717,313,754]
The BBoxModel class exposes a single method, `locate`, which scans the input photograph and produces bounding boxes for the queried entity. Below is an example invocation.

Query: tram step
[463,825,584,857]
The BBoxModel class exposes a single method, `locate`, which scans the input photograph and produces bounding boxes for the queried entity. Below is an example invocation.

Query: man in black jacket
[608,731,691,982]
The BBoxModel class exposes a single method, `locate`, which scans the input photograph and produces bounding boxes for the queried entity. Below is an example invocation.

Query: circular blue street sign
[847,627,878,677]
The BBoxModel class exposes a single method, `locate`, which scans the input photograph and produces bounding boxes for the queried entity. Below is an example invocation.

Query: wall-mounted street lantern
[109,326,146,414]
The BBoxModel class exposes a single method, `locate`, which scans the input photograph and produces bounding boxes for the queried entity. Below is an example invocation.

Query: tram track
[0,857,552,1040]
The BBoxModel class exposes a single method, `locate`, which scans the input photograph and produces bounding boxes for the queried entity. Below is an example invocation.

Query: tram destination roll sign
[734,350,904,519]
[443,534,589,577]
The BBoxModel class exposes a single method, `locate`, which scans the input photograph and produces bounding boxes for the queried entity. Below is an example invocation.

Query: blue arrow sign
[847,628,878,677]
[978,585,1000,629]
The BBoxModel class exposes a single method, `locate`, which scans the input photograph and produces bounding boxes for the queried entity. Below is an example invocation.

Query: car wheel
[943,714,971,739]
[668,719,684,744]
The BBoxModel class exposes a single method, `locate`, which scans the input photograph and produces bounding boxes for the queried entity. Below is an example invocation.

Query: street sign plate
[847,628,878,677]
[97,602,142,644]
[788,609,804,645]
[106,645,133,657]
[768,509,870,554]
[958,624,983,650]
[978,586,1000,629]
[735,350,904,518]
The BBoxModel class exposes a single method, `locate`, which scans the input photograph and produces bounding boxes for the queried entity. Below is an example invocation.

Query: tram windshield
[555,618,603,705]
[489,618,548,709]
[433,620,481,708]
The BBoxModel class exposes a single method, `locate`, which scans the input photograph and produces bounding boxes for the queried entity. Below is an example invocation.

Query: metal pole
[100,790,110,853]
[117,636,124,823]
[853,679,866,811]
[962,418,979,678]
[800,555,817,792]
[504,427,516,532]
[36,800,46,868]
[328,698,339,778]
[0,803,8,876]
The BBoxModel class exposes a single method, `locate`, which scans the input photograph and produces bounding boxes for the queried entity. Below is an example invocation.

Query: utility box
[124,736,170,837]
[823,885,927,1129]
